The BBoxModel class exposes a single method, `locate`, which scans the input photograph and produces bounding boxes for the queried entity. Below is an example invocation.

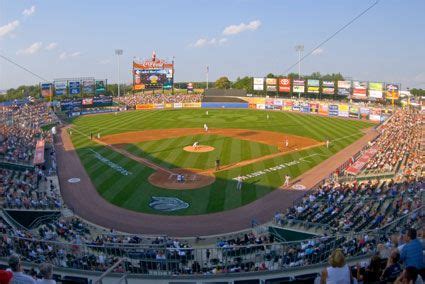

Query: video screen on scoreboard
[134,69,173,89]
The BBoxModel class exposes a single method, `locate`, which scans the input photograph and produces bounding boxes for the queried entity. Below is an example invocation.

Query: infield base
[148,168,215,190]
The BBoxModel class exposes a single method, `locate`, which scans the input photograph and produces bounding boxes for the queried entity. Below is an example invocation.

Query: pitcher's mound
[183,145,215,153]
[149,168,215,190]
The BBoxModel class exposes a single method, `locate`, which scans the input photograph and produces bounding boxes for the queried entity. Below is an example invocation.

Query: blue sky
[0,0,424,89]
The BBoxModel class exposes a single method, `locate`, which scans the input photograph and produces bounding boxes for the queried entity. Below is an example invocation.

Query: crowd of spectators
[278,177,424,234]
[0,103,55,164]
[114,93,203,107]
[362,109,423,175]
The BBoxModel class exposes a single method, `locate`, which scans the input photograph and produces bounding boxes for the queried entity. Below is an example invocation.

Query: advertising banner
[265,78,277,92]
[369,108,381,122]
[135,104,154,110]
[293,80,305,93]
[322,81,335,95]
[82,80,95,94]
[385,83,399,100]
[273,99,283,106]
[352,81,368,99]
[256,103,265,110]
[69,81,81,95]
[253,77,264,91]
[368,82,383,99]
[310,103,319,114]
[338,104,349,117]
[359,107,370,119]
[307,79,320,93]
[318,103,328,116]
[182,102,201,108]
[82,98,93,106]
[337,81,351,96]
[329,104,339,116]
[248,103,257,109]
[301,102,310,113]
[278,78,291,92]
[165,103,173,108]
[173,103,183,108]
[41,83,53,98]
[93,96,113,107]
[95,80,106,94]
[154,103,164,109]
[60,99,82,111]
[292,101,301,112]
[54,81,67,96]
[283,100,293,111]
[349,106,359,118]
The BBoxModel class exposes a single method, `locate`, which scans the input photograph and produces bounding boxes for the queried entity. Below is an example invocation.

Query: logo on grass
[149,196,189,212]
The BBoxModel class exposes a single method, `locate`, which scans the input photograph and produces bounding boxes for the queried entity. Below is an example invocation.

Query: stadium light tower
[115,49,123,96]
[294,45,304,79]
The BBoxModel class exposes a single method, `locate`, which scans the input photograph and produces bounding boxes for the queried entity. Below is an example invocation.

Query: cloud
[99,59,111,64]
[17,42,42,55]
[45,42,58,50]
[312,48,324,55]
[22,5,36,16]
[59,51,81,60]
[0,20,20,38]
[222,20,261,35]
[192,37,228,48]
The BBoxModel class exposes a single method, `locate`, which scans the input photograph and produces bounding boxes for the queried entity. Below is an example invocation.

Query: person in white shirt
[9,255,36,284]
[36,263,56,284]
[320,249,353,284]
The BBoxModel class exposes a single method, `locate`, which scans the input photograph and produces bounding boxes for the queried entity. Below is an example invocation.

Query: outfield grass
[70,109,374,215]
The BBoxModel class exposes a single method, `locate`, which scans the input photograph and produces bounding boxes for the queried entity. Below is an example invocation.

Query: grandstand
[0,95,423,283]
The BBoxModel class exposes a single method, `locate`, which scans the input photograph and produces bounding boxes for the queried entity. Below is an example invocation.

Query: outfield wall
[132,98,392,122]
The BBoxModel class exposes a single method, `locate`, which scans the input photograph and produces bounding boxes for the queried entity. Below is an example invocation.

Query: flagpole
[206,66,209,90]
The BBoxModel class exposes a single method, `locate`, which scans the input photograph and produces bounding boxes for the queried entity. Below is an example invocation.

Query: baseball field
[68,109,374,215]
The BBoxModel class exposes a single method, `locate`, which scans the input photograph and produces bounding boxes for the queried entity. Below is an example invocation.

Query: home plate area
[148,168,215,190]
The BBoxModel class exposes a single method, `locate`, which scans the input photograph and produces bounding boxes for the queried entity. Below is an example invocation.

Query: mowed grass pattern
[70,109,374,215]
[124,134,278,170]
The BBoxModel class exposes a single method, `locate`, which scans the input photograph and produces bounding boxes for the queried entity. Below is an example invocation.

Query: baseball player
[206,110,209,115]
[236,176,243,190]
[267,114,269,120]
[284,175,291,186]
[326,139,330,148]
[97,132,101,139]
[204,123,208,132]
[285,139,289,148]
[192,141,199,150]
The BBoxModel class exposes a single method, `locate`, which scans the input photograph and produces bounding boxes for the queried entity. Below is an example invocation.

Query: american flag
[206,66,209,74]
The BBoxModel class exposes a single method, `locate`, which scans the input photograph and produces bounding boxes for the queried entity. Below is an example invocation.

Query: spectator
[395,266,424,284]
[0,270,13,284]
[36,263,55,284]
[400,229,424,270]
[8,255,36,284]
[381,250,403,283]
[320,249,352,284]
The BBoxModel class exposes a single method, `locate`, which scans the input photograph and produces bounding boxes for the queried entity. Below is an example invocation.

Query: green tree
[410,88,425,97]
[233,76,253,92]
[215,76,231,89]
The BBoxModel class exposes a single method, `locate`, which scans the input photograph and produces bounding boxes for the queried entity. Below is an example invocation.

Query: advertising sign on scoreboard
[278,78,291,92]
[41,83,53,98]
[253,77,264,91]
[349,106,360,118]
[265,78,277,92]
[82,80,95,94]
[352,81,368,99]
[69,81,81,95]
[322,81,335,95]
[337,81,351,96]
[187,83,194,92]
[338,104,349,117]
[307,79,320,93]
[292,79,305,93]
[385,83,400,100]
[368,82,383,99]
[54,81,67,96]
[95,80,106,94]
